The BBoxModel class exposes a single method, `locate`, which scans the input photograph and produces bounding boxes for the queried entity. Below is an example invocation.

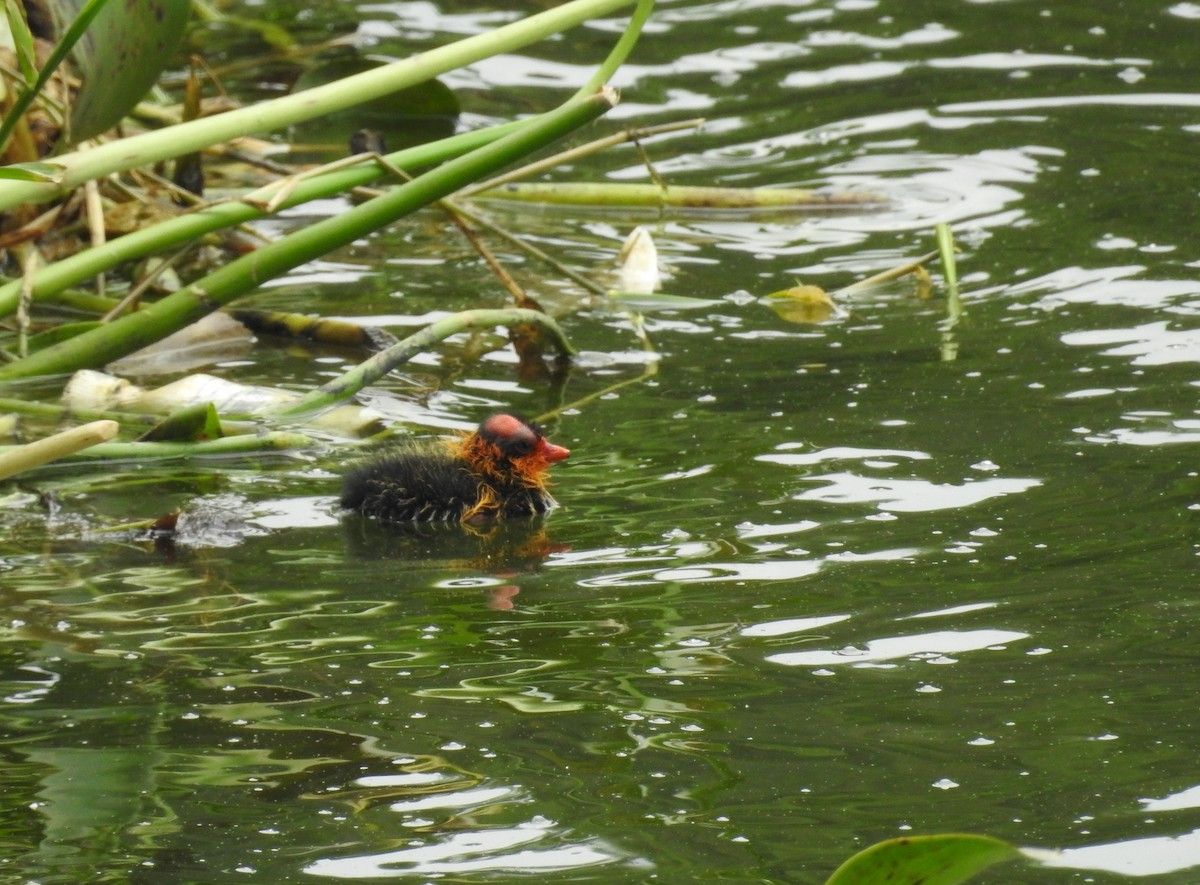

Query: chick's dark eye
[501,434,536,458]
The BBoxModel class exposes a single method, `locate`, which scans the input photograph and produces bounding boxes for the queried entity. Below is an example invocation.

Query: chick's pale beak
[538,439,570,463]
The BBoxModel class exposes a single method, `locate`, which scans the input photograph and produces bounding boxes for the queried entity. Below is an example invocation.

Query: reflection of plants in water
[414,659,591,714]
[406,599,741,789]
[0,546,230,656]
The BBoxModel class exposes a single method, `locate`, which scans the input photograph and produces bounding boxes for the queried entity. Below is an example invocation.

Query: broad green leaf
[826,834,1021,885]
[66,0,191,141]
[1,0,188,151]
[0,0,116,151]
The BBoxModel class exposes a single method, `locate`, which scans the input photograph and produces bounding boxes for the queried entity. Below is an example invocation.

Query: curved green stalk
[0,122,522,319]
[0,0,642,211]
[273,308,574,420]
[0,89,615,381]
[577,0,654,96]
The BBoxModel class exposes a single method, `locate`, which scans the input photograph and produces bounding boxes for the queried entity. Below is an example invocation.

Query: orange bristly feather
[445,432,553,490]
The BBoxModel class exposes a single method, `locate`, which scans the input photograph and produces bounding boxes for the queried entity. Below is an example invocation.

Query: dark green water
[3,1,1199,882]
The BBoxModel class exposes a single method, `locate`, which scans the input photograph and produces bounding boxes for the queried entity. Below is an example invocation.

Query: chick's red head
[479,414,570,471]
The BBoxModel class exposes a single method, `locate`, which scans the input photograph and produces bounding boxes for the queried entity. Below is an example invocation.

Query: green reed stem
[0,89,615,381]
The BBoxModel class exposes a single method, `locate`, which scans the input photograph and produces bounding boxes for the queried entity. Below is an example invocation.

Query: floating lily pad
[826,834,1020,885]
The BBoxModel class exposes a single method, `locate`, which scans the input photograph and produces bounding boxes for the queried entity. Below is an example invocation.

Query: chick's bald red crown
[479,414,570,465]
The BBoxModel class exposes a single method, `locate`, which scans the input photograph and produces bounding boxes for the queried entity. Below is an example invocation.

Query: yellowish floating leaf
[764,284,846,324]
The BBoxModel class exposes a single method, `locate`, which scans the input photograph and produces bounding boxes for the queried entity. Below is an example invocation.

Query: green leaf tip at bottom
[0,162,64,182]
[137,402,224,443]
[826,833,1020,885]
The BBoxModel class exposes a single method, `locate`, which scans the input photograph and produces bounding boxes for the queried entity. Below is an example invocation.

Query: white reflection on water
[1142,785,1200,812]
[1011,266,1200,312]
[573,546,916,588]
[735,519,820,539]
[904,601,1000,620]
[758,446,930,466]
[766,629,1028,667]
[1062,321,1200,365]
[784,49,1134,91]
[1081,420,1200,446]
[1027,828,1200,876]
[756,444,1040,512]
[247,496,341,530]
[942,91,1200,114]
[577,559,820,587]
[740,614,851,637]
[304,819,623,878]
[792,473,1041,512]
[388,786,516,814]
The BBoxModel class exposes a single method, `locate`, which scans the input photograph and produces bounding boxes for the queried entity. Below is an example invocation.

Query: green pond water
[2,1,1199,882]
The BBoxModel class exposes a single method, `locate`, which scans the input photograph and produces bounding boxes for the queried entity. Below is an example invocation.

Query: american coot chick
[340,414,570,524]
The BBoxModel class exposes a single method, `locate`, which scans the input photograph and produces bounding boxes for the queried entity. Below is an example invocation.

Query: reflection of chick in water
[342,517,569,609]
[340,414,569,524]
